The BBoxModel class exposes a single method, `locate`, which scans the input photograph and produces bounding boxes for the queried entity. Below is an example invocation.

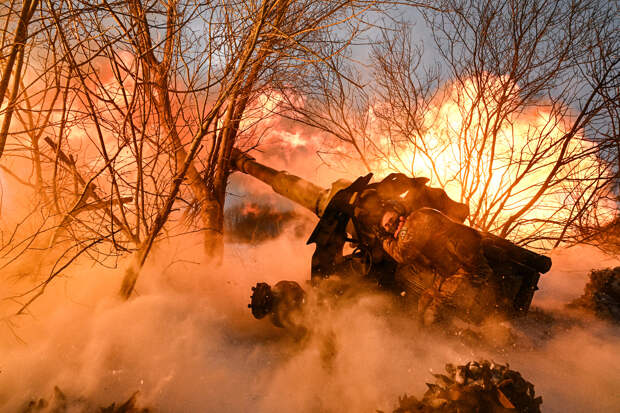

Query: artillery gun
[230,149,552,329]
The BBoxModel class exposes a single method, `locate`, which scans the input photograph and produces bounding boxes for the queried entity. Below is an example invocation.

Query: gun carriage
[231,150,551,329]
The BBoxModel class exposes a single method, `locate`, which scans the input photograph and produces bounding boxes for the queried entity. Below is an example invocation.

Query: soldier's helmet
[355,189,407,235]
[382,199,407,217]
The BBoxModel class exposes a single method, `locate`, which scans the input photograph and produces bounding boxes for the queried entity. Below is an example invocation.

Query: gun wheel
[248,282,273,319]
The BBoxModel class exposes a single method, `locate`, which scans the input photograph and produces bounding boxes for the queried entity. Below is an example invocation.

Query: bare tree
[0,0,385,311]
[287,0,619,249]
[0,0,40,159]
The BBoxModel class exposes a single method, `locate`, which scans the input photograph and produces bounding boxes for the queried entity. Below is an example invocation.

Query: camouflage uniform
[381,207,498,324]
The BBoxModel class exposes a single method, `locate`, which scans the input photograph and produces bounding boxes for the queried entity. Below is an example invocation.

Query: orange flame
[251,76,614,246]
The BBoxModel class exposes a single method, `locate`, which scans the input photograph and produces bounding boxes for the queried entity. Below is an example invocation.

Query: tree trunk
[200,0,291,261]
[0,0,40,160]
[118,0,273,296]
[202,197,225,262]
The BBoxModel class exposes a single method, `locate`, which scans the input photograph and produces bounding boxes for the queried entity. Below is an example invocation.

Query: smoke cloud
[1,158,619,413]
[1,225,619,412]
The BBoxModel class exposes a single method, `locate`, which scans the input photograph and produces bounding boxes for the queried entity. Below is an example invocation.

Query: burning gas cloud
[245,76,616,248]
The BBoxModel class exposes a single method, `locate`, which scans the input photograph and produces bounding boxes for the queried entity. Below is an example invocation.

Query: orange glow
[366,76,613,242]
[241,203,262,215]
[251,77,614,246]
[9,55,612,248]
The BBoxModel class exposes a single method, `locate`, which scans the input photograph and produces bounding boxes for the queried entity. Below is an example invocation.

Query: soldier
[376,204,501,325]
[351,174,471,271]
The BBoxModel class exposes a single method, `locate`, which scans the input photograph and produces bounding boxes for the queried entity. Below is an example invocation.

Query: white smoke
[1,229,619,412]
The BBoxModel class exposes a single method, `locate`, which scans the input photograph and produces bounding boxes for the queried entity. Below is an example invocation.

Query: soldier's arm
[381,217,423,264]
[382,236,406,263]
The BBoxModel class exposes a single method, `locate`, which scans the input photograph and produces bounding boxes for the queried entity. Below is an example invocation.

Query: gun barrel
[232,150,330,217]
